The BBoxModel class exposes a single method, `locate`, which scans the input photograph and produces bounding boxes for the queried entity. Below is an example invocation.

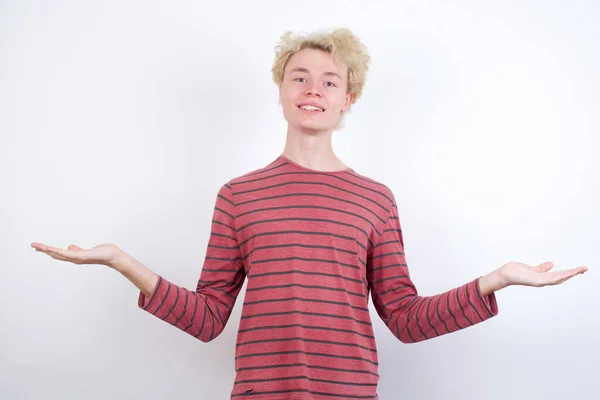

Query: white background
[1,1,598,399]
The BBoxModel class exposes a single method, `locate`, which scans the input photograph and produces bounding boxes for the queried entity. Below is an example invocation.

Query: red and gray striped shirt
[139,155,498,399]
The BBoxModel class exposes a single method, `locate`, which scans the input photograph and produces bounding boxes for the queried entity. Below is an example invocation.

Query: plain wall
[1,1,598,399]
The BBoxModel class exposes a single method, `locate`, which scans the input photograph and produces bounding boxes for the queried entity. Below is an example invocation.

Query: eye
[294,77,306,82]
[325,81,337,87]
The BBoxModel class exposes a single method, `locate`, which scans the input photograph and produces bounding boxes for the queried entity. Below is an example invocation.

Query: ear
[342,92,353,112]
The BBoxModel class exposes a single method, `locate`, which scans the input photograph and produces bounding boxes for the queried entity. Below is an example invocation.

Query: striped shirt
[138,155,498,399]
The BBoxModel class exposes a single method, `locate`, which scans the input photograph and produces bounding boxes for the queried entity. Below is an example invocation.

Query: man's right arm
[32,182,246,343]
[124,183,247,343]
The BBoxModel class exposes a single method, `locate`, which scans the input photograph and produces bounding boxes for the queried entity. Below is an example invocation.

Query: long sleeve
[137,183,246,342]
[367,197,498,343]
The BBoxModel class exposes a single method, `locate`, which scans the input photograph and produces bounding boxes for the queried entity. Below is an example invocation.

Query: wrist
[107,248,130,272]
[479,268,507,296]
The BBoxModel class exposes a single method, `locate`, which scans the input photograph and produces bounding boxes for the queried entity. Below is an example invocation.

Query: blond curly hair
[271,27,371,130]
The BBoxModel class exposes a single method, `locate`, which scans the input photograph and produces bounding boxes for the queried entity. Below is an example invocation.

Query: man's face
[279,48,353,133]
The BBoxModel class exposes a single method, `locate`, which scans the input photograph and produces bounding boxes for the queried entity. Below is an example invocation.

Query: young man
[32,28,587,399]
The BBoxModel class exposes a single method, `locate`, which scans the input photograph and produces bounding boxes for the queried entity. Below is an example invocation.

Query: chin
[298,122,333,134]
[291,117,335,133]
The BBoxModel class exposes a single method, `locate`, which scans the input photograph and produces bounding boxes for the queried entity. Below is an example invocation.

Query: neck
[281,124,348,172]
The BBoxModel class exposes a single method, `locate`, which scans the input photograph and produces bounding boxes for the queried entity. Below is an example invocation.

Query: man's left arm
[367,198,586,343]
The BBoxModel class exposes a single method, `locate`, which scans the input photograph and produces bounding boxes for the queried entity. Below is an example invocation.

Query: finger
[32,243,82,258]
[35,246,72,262]
[43,245,70,257]
[31,242,47,251]
[32,243,68,256]
[554,277,572,285]
[47,252,72,262]
[43,245,84,262]
[32,243,74,263]
[43,248,84,264]
[553,273,583,285]
[547,268,587,285]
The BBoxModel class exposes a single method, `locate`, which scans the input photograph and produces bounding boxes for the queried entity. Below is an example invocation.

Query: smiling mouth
[298,105,325,112]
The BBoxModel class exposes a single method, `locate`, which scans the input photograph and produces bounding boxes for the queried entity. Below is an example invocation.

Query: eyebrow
[289,67,342,81]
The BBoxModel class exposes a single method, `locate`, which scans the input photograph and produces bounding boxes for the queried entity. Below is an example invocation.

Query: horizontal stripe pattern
[138,155,498,399]
[138,184,246,343]
[367,191,498,344]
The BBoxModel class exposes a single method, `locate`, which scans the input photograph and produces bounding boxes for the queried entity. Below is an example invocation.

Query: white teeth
[299,105,323,111]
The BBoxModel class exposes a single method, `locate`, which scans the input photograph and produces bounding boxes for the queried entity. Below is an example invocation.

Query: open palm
[31,242,121,267]
[498,261,587,288]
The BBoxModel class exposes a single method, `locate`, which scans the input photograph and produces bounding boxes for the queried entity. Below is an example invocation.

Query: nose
[305,82,323,97]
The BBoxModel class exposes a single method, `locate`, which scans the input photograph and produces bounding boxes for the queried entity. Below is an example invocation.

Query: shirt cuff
[138,275,166,312]
[473,277,499,319]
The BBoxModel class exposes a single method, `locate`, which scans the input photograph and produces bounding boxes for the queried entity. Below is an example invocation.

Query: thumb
[536,261,554,272]
[68,244,83,251]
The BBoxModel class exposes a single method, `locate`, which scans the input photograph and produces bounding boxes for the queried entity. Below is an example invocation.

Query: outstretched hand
[31,242,157,296]
[31,242,122,268]
[480,261,588,296]
[500,261,587,287]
